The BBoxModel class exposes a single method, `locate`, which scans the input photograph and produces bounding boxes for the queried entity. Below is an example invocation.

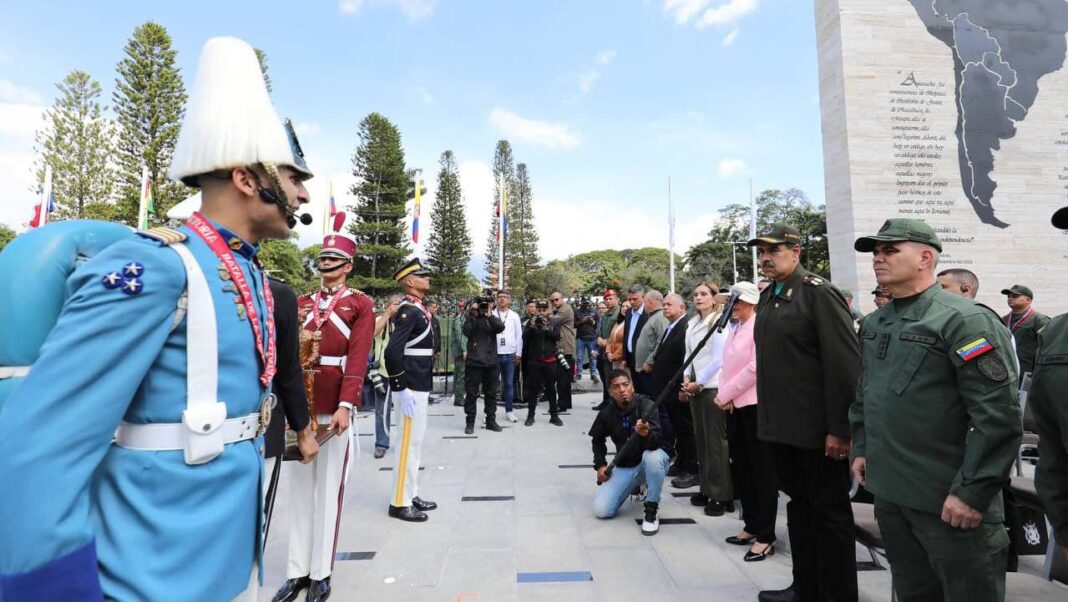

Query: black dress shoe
[744,542,775,562]
[270,576,310,602]
[757,585,801,602]
[388,504,428,522]
[485,420,503,432]
[670,474,699,489]
[690,494,709,507]
[524,414,535,426]
[725,533,757,545]
[464,423,474,435]
[549,415,563,426]
[306,577,331,602]
[704,500,726,516]
[412,496,437,511]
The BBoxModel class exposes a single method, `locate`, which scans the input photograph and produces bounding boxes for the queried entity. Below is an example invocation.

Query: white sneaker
[641,502,659,536]
[505,411,518,423]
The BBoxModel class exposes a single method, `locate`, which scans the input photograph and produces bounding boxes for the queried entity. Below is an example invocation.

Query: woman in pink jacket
[716,282,779,562]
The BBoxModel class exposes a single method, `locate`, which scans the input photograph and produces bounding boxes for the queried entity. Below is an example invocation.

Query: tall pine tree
[426,150,472,296]
[506,162,540,295]
[484,140,515,288]
[349,112,410,295]
[33,70,116,220]
[113,21,187,226]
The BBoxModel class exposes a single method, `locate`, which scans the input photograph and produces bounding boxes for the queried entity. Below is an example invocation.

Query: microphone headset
[248,166,313,228]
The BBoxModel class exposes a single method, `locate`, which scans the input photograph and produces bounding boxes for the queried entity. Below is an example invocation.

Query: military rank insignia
[101,262,145,296]
[956,337,993,362]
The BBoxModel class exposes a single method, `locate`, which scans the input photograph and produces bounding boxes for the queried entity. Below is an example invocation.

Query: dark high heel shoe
[725,533,757,545]
[744,542,775,562]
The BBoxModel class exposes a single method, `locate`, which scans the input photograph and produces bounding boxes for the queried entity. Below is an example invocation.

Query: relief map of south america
[907,0,1068,228]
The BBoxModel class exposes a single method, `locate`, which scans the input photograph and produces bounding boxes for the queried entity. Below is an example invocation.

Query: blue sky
[0,0,826,264]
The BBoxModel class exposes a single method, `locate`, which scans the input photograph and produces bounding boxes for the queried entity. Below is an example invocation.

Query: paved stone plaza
[260,390,1044,601]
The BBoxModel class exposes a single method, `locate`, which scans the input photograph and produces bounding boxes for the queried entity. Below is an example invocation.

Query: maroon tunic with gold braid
[297,286,375,414]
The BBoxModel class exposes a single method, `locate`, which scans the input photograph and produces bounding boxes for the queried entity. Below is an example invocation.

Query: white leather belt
[0,366,30,379]
[320,355,346,368]
[114,413,262,451]
[404,349,433,357]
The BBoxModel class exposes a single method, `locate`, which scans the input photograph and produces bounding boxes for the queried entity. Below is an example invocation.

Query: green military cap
[1053,206,1068,229]
[535,299,549,308]
[747,223,801,246]
[1000,284,1034,299]
[854,218,943,252]
[393,257,431,281]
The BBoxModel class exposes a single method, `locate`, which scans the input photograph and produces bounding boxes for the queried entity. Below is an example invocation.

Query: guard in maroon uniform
[273,229,374,602]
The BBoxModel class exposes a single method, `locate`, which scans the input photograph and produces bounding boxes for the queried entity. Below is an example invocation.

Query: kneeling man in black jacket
[590,369,670,536]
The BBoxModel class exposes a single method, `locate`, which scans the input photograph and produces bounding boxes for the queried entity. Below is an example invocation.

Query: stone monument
[816,0,1068,314]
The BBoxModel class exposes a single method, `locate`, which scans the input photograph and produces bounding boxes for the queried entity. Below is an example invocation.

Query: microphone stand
[603,292,740,480]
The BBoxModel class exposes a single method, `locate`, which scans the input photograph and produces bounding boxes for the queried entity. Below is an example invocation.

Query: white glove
[398,389,416,418]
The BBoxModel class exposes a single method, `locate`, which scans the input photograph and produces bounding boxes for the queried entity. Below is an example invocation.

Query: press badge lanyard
[187,212,277,388]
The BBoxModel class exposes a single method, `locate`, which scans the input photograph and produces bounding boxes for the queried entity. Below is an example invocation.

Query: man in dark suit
[265,277,319,538]
[621,284,649,378]
[649,293,693,479]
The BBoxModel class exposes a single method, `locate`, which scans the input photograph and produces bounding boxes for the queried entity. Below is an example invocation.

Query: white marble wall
[816,0,1068,315]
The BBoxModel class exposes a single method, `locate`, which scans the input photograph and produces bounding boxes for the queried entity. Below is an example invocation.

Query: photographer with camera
[371,294,403,459]
[522,300,564,427]
[462,292,506,434]
[575,296,600,384]
[549,291,576,411]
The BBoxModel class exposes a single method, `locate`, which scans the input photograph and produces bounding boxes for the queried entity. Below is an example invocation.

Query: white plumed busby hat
[169,36,313,186]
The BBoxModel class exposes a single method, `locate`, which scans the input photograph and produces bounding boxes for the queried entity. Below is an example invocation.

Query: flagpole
[498,174,506,291]
[39,165,53,227]
[668,176,675,294]
[749,177,758,283]
[137,166,150,230]
[324,181,333,236]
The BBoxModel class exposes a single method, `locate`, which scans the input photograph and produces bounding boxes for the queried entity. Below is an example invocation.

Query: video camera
[469,288,495,314]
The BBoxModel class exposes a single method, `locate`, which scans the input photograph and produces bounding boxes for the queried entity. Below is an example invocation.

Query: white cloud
[415,87,434,104]
[338,0,436,20]
[338,0,363,14]
[577,49,617,96]
[717,158,749,179]
[0,102,44,140]
[533,195,721,261]
[663,0,759,30]
[0,98,46,229]
[0,80,43,105]
[722,28,740,46]
[295,121,320,135]
[488,108,580,151]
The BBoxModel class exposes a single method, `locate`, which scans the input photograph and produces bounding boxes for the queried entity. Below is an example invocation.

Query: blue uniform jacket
[0,222,270,601]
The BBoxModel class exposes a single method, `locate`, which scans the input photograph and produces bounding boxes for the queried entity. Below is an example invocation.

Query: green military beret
[854,218,942,253]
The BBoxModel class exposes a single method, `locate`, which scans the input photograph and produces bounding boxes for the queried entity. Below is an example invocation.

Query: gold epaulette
[137,227,187,246]
[803,275,825,287]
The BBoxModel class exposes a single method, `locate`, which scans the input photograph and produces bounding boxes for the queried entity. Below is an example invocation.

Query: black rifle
[603,291,741,480]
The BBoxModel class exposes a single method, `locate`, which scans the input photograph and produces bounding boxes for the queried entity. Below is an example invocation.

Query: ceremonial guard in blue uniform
[386,258,439,522]
[0,37,313,601]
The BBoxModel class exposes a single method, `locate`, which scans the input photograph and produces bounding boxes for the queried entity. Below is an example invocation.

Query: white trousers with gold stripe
[286,419,353,580]
[390,390,430,508]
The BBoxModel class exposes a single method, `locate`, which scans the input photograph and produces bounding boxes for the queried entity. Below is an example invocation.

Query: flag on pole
[29,165,54,228]
[412,177,421,244]
[328,182,338,218]
[137,167,154,230]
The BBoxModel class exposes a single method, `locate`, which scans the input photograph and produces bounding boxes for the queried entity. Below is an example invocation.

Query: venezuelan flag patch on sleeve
[956,337,993,362]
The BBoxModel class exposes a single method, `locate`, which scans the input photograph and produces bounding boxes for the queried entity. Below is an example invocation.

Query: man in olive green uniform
[449,302,468,406]
[999,284,1050,382]
[750,223,860,602]
[850,218,1022,602]
[1031,207,1068,565]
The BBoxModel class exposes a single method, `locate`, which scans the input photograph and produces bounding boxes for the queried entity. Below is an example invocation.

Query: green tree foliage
[348,112,411,295]
[527,247,682,299]
[684,188,830,289]
[484,140,515,286]
[33,70,116,220]
[113,21,188,226]
[505,162,540,297]
[260,237,315,292]
[425,150,472,297]
[0,224,15,253]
